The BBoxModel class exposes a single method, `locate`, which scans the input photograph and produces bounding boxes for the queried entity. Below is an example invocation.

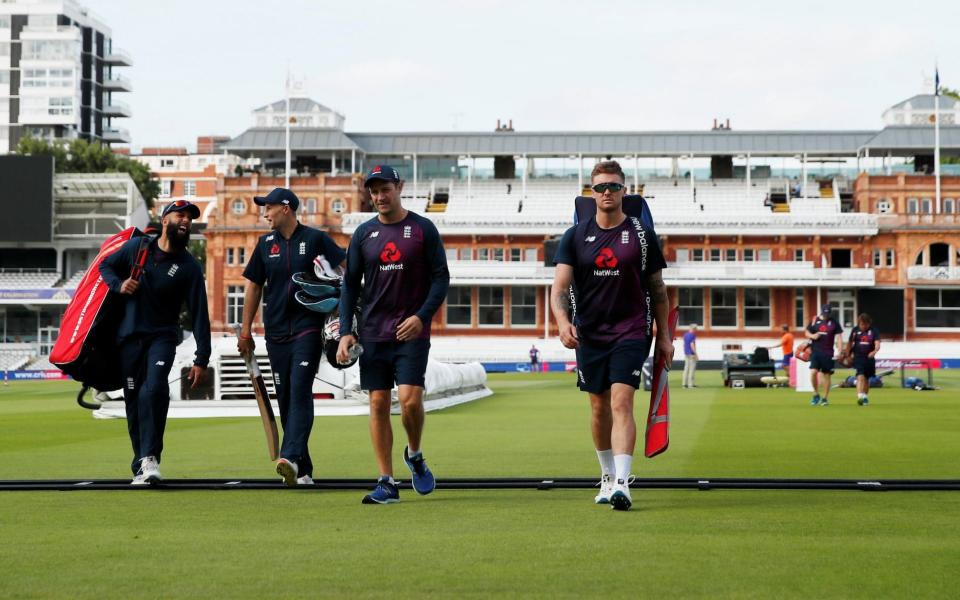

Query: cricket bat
[645,306,679,458]
[233,325,279,461]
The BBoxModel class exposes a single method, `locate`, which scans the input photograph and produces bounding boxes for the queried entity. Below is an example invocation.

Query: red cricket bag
[51,227,149,395]
[644,306,679,458]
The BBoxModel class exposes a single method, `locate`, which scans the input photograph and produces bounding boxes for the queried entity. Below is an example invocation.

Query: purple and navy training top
[340,211,449,342]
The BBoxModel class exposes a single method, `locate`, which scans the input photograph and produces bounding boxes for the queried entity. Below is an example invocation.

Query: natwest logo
[380,242,402,263]
[594,247,618,269]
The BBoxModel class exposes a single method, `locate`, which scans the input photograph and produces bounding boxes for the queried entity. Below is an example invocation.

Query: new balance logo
[156,361,165,366]
[632,370,641,376]
[299,361,309,367]
[369,231,379,238]
[265,234,275,241]
[585,236,596,242]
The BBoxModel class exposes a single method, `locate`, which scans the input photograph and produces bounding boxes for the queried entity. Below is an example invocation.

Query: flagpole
[285,72,291,188]
[934,72,941,214]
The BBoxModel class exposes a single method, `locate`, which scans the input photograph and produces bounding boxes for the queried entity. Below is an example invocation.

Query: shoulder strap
[130,236,152,281]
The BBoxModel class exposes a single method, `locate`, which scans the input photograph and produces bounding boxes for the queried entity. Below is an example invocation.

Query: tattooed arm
[550,263,579,349]
[646,269,674,363]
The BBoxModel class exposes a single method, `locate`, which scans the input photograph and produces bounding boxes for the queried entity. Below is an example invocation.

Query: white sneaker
[296,475,314,486]
[131,456,161,486]
[594,474,615,504]
[610,478,633,511]
[276,458,298,487]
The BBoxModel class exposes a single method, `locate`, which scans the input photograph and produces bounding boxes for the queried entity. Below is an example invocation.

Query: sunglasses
[592,182,626,193]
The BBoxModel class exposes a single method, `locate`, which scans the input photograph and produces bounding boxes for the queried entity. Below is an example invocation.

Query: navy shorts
[853,356,876,378]
[359,339,431,391]
[810,351,835,374]
[782,353,793,368]
[575,338,652,394]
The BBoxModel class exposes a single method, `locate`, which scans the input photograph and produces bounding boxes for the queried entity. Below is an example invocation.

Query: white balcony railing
[907,266,960,281]
[663,262,875,286]
[340,211,878,236]
[439,260,875,287]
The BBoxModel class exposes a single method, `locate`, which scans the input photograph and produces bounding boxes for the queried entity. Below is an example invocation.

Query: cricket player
[337,165,450,505]
[239,188,346,486]
[550,160,672,511]
[99,200,211,485]
[845,313,881,406]
[805,303,843,406]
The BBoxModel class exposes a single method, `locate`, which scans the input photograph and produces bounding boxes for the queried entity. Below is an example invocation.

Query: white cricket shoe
[594,474,615,504]
[296,475,315,486]
[609,478,633,511]
[276,458,298,487]
[131,456,162,486]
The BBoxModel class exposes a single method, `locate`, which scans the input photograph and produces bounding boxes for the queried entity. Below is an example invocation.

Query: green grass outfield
[1,369,958,599]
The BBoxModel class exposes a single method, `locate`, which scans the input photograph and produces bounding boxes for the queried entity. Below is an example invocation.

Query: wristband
[239,334,253,340]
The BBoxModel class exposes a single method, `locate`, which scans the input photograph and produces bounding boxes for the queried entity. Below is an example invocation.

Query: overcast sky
[84,0,958,150]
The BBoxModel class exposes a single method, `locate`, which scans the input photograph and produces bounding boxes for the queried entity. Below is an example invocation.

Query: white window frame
[477,286,505,328]
[226,285,244,327]
[743,287,771,330]
[183,180,197,197]
[445,287,472,327]
[231,199,245,215]
[710,287,738,329]
[510,286,537,328]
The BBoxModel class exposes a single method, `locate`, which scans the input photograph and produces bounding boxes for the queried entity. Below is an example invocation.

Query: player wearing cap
[550,161,672,511]
[844,313,881,406]
[238,188,346,486]
[99,200,211,485]
[337,165,450,505]
[805,303,844,406]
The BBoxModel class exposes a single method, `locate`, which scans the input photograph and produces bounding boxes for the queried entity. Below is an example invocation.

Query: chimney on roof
[726,118,731,129]
[713,118,718,129]
[497,119,501,130]
[508,119,513,130]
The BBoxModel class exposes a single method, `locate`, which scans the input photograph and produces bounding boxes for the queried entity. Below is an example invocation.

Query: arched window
[231,198,246,215]
[331,198,346,214]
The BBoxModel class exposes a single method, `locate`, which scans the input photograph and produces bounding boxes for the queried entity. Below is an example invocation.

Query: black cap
[254,187,300,211]
[363,165,401,187]
[161,199,201,220]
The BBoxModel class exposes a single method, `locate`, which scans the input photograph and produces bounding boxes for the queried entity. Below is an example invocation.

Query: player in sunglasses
[550,161,672,510]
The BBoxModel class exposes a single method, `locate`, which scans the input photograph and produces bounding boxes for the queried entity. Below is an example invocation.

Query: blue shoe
[362,476,399,504]
[404,446,436,495]
[810,395,821,406]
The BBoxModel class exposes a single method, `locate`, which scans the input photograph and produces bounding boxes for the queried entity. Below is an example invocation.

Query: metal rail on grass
[1,478,959,492]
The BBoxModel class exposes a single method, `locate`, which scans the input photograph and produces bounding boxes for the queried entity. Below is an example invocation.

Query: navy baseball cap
[364,165,401,187]
[161,199,201,219]
[254,187,299,210]
[820,303,833,315]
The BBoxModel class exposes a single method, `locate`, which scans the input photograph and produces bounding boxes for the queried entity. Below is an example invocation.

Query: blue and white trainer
[403,446,436,495]
[362,476,400,504]
[810,395,821,406]
[609,478,633,511]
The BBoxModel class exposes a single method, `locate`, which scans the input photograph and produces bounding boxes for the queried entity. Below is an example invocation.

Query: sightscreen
[0,155,54,243]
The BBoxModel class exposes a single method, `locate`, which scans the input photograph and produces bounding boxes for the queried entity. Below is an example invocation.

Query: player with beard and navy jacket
[338,165,449,505]
[99,200,211,486]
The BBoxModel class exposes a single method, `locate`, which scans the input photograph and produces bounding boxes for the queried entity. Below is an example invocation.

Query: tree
[16,136,159,210]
